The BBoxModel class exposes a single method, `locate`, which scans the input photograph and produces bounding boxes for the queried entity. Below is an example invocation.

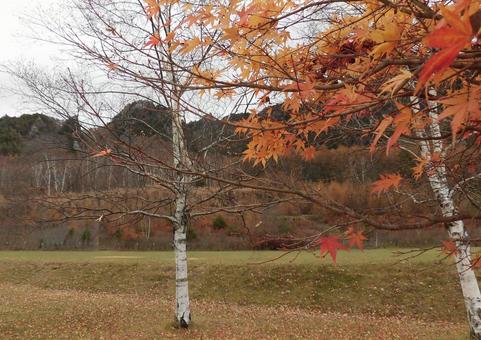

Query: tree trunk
[95,221,100,250]
[45,155,51,195]
[424,158,481,338]
[415,109,481,338]
[173,196,190,328]
[425,163,481,338]
[171,92,191,328]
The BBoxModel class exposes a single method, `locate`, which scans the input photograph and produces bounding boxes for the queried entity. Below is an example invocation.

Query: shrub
[66,228,75,238]
[81,229,91,245]
[113,228,123,240]
[226,224,240,236]
[277,222,291,235]
[299,202,313,215]
[212,216,227,230]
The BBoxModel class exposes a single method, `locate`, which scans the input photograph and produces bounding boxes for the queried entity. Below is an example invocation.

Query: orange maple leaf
[222,27,241,43]
[106,62,118,71]
[369,19,402,58]
[214,89,236,99]
[324,87,370,115]
[381,70,412,96]
[162,31,175,44]
[180,37,201,54]
[438,90,481,141]
[412,156,428,180]
[416,6,473,92]
[184,15,198,27]
[345,227,367,251]
[282,95,302,114]
[92,148,112,158]
[319,235,347,264]
[385,104,411,154]
[283,80,316,99]
[370,116,393,153]
[371,173,402,195]
[145,0,160,19]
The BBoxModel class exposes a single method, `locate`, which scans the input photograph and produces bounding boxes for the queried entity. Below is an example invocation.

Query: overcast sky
[0,0,241,122]
[0,0,62,117]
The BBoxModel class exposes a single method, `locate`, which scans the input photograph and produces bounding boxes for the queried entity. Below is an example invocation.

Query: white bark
[52,160,58,192]
[33,163,42,188]
[45,155,51,195]
[173,192,190,328]
[60,163,67,193]
[171,92,191,328]
[145,217,151,240]
[413,98,481,338]
[107,165,112,190]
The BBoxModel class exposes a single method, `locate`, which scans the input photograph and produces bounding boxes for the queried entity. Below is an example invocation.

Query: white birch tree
[412,98,481,337]
[9,0,249,328]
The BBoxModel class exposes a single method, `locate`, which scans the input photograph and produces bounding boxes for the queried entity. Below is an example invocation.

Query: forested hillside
[0,101,473,250]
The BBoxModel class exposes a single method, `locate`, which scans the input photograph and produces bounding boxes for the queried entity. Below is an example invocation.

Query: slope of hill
[0,114,62,155]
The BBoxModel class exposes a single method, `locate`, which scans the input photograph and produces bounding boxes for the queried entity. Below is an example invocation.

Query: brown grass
[0,283,465,339]
[0,250,474,338]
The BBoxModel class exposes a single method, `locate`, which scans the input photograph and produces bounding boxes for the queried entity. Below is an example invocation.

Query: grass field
[0,248,447,264]
[0,249,471,339]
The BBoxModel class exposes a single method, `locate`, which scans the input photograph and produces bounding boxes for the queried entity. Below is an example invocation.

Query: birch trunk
[173,192,190,328]
[60,164,67,193]
[171,93,191,328]
[414,104,481,338]
[45,155,51,195]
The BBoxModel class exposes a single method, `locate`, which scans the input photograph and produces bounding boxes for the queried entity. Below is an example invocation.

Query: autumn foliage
[124,0,481,260]
[28,0,480,259]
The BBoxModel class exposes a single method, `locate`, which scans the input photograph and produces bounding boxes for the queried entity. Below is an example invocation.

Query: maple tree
[153,0,481,336]
[18,0,481,336]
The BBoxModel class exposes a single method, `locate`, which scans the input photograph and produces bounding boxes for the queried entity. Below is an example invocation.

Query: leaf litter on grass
[0,283,467,339]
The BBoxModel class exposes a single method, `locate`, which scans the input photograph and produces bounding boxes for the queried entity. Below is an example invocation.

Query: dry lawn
[0,283,465,339]
[0,250,471,339]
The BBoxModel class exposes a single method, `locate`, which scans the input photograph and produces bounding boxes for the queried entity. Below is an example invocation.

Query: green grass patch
[0,248,447,265]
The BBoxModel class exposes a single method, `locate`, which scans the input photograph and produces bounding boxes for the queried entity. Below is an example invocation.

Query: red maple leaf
[416,6,473,92]
[145,33,161,48]
[345,227,367,251]
[302,146,316,161]
[237,5,256,27]
[441,240,458,257]
[472,256,481,269]
[319,236,347,264]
